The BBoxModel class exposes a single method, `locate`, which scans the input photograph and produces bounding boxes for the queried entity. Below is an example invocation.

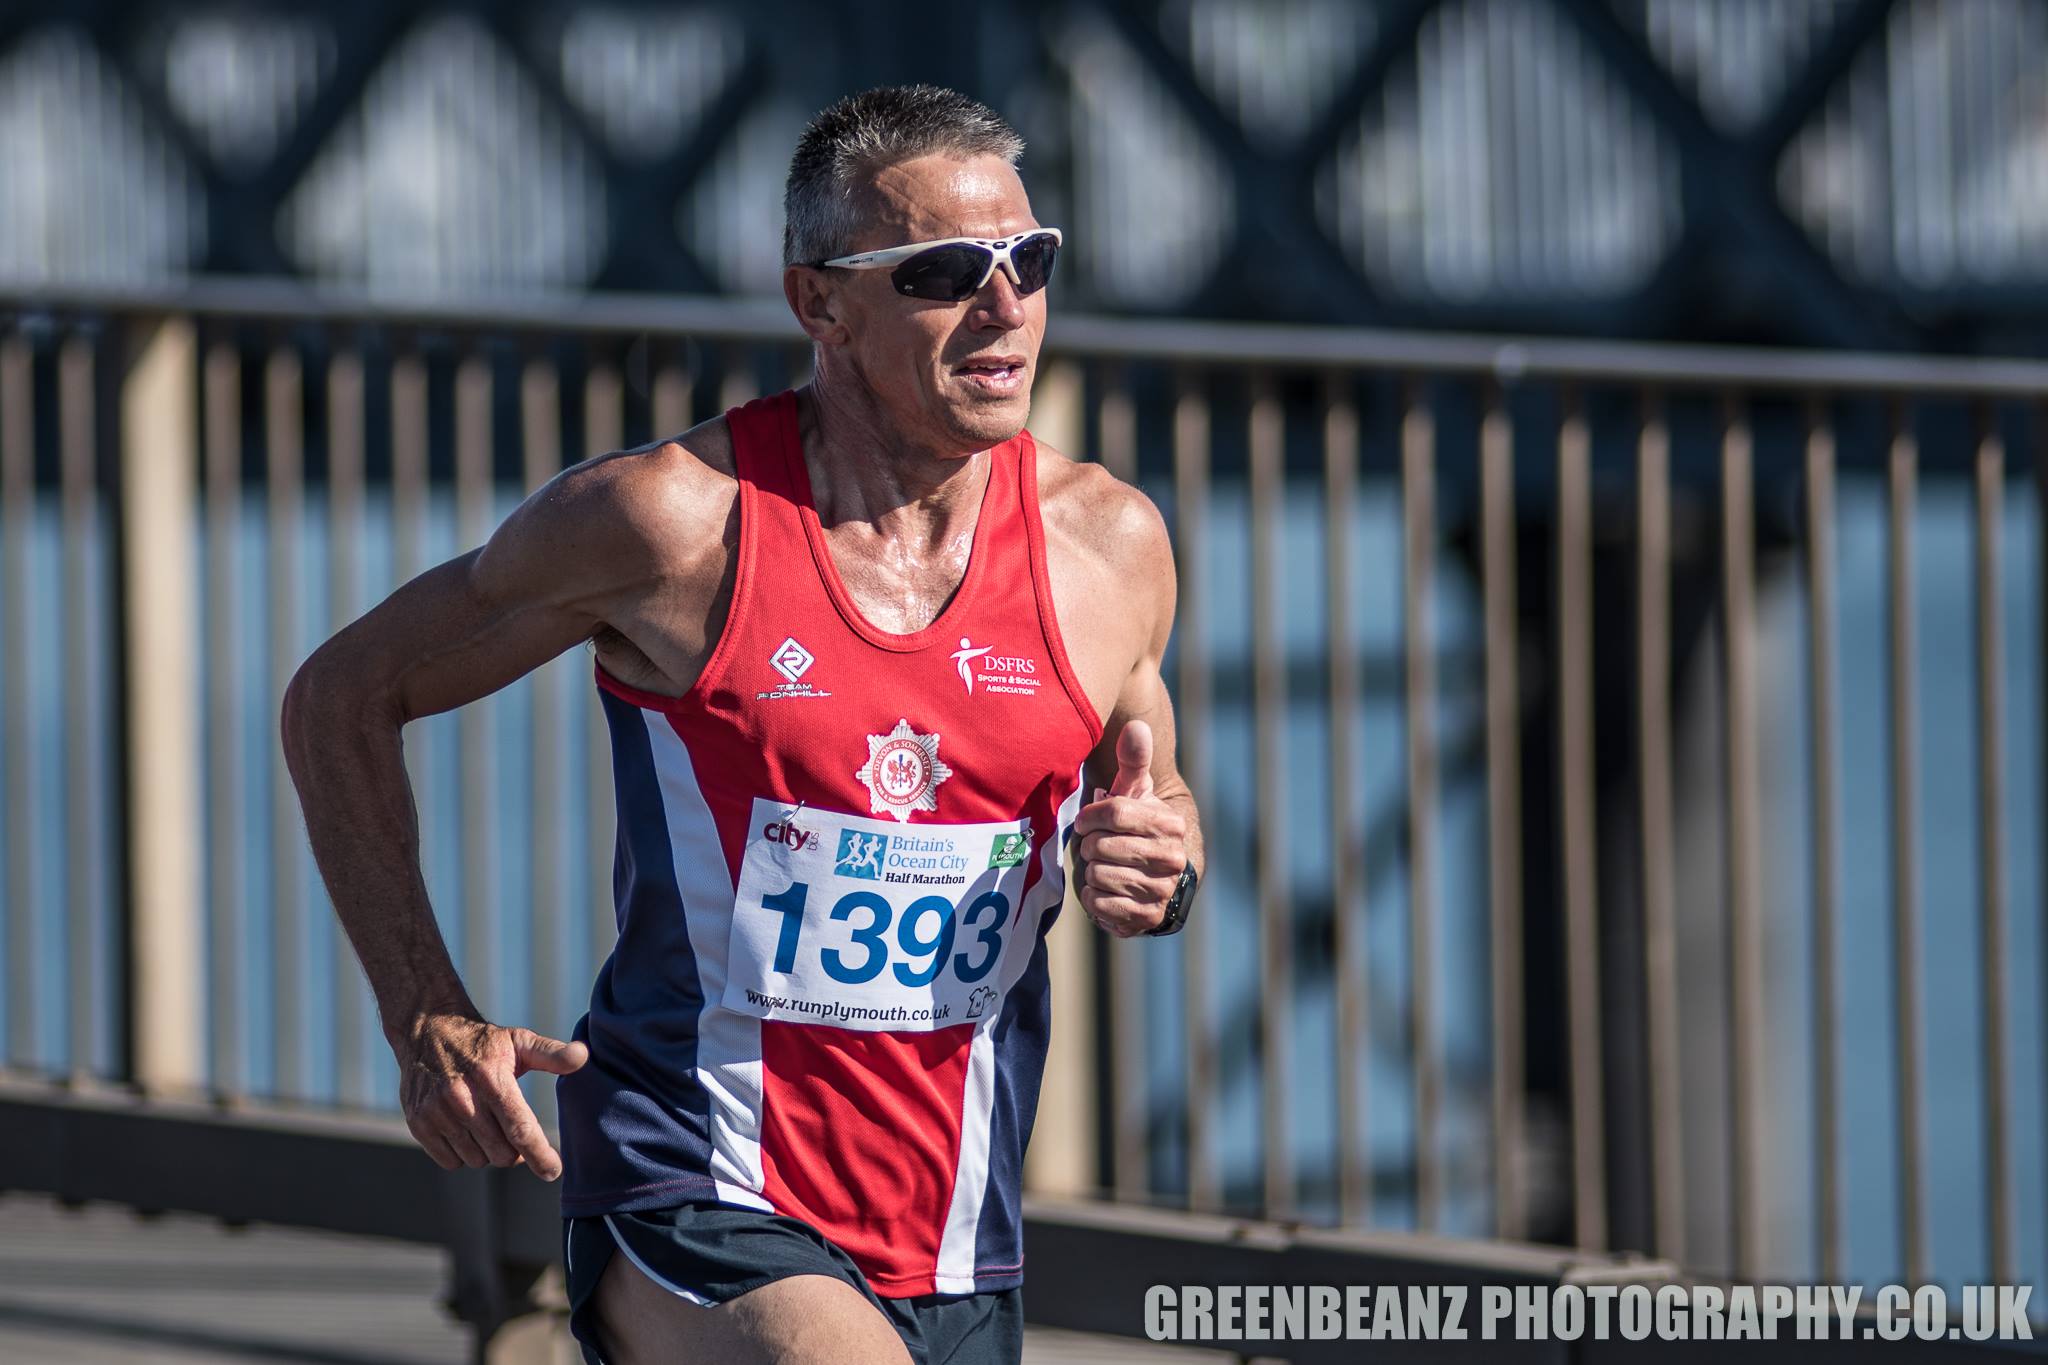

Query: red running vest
[555,390,1103,1297]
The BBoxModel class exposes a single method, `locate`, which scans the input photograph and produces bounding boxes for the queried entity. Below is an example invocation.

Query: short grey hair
[783,85,1025,268]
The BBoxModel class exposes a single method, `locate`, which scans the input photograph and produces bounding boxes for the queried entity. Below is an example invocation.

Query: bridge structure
[0,281,2043,1359]
[0,0,2044,351]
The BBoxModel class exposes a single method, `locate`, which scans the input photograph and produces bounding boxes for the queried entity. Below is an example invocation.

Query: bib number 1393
[758,881,1008,988]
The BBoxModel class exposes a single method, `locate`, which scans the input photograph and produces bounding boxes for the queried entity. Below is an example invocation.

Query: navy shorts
[561,1200,1024,1365]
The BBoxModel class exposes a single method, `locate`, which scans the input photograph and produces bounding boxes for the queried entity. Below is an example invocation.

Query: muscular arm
[1082,537,1205,880]
[1066,476,1205,936]
[280,439,726,1173]
[284,520,589,1037]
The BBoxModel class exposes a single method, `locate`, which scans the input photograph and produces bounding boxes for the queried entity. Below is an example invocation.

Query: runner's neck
[793,382,994,548]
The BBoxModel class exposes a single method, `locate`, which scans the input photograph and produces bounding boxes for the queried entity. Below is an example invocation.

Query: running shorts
[561,1200,1024,1365]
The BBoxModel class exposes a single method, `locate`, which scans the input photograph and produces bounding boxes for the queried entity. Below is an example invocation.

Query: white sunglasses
[813,228,1063,302]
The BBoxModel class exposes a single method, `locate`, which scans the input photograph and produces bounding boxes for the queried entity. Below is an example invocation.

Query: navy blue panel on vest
[971,873,1063,1277]
[557,689,717,1214]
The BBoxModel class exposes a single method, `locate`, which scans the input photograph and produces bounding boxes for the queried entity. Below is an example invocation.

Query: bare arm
[1071,493,1205,937]
[280,451,696,1175]
[282,566,574,1013]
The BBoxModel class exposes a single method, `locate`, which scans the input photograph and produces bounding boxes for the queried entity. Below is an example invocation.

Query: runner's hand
[1073,720,1187,939]
[393,1010,589,1178]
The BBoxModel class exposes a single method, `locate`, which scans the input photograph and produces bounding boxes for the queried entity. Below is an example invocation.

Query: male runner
[282,84,1203,1365]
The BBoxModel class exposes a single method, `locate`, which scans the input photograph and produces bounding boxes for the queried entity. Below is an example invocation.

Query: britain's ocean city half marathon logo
[835,828,888,880]
[949,637,1040,697]
[832,823,971,885]
[760,635,831,701]
[855,719,953,822]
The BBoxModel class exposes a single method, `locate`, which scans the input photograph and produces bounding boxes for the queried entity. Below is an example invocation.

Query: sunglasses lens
[891,244,993,301]
[1010,233,1060,296]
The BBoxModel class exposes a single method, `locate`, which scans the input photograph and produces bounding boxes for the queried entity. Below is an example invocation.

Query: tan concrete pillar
[1022,360,1099,1199]
[122,319,204,1096]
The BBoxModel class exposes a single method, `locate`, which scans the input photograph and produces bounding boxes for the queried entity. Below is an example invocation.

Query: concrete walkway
[0,1193,1225,1364]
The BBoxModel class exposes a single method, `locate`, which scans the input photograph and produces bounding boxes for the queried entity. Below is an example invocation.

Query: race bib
[724,797,1038,1033]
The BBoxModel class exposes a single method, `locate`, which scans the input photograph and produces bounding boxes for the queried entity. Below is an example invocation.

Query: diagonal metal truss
[0,0,2033,349]
[1082,0,1922,345]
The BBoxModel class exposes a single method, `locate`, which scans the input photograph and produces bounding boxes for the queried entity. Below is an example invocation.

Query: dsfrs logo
[761,818,815,852]
[950,637,1039,696]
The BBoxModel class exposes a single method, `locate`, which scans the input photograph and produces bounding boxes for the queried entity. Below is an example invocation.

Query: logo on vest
[855,719,953,822]
[760,635,831,700]
[771,637,813,681]
[950,636,1040,697]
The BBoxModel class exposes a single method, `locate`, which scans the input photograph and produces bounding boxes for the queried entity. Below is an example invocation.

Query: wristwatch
[1147,862,1198,937]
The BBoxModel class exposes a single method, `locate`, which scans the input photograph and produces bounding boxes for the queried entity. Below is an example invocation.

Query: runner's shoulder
[1029,436,1173,585]
[511,415,739,574]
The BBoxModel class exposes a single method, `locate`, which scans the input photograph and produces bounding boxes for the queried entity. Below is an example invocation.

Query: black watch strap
[1148,862,1197,937]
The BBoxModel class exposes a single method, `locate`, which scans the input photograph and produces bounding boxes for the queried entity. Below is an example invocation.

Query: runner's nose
[971,267,1027,330]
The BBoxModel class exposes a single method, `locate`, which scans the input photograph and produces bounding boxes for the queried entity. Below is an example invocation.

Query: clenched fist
[1072,720,1190,938]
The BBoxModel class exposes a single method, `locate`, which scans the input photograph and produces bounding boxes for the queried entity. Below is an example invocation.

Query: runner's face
[827,154,1047,454]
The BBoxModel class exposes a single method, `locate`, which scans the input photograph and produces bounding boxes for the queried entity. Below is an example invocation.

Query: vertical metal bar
[266,347,304,1099]
[389,356,432,1057]
[1325,379,1368,1226]
[653,362,693,441]
[584,358,623,466]
[524,362,565,497]
[1972,406,2013,1287]
[1020,360,1094,1201]
[2036,399,2048,1317]
[522,360,564,1132]
[1887,400,1926,1287]
[0,337,32,1071]
[455,357,495,1009]
[121,322,204,1097]
[328,352,366,1107]
[1249,378,1291,1220]
[1637,391,1683,1259]
[782,341,813,393]
[1099,372,1137,486]
[1171,373,1215,1213]
[1402,382,1441,1233]
[1100,371,1146,1204]
[1482,384,1525,1241]
[1557,388,1607,1250]
[59,341,97,1081]
[718,356,757,414]
[585,360,623,969]
[1722,392,1765,1279]
[203,344,244,1099]
[1803,397,1842,1282]
[391,357,429,586]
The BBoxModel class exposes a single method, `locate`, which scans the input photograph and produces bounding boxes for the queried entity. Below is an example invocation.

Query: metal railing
[0,281,2042,1327]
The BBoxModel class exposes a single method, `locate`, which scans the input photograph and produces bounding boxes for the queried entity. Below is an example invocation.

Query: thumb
[510,1028,589,1078]
[1108,720,1154,800]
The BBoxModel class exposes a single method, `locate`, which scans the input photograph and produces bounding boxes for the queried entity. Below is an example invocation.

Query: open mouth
[955,356,1026,392]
